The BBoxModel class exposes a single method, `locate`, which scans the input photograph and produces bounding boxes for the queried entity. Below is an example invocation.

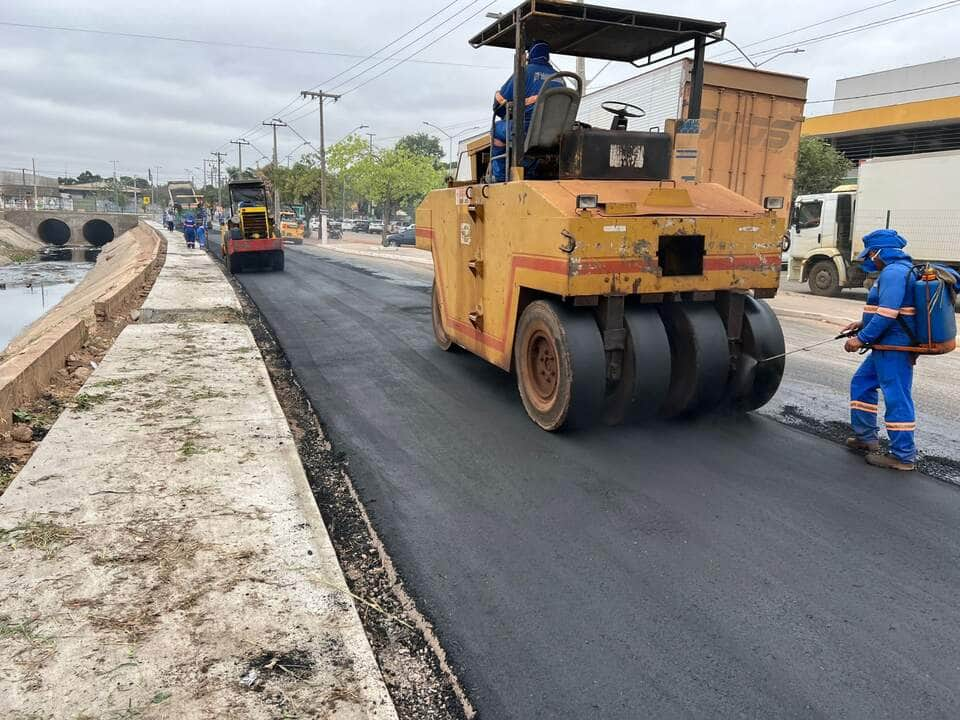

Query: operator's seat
[524,71,583,155]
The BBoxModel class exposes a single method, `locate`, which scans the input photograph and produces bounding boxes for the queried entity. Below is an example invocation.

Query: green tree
[397,132,445,168]
[351,146,444,239]
[76,170,102,184]
[794,137,852,196]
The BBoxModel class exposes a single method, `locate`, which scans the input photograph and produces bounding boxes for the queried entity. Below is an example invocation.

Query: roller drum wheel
[729,296,785,412]
[603,306,672,425]
[431,282,458,352]
[515,300,605,431]
[658,303,730,417]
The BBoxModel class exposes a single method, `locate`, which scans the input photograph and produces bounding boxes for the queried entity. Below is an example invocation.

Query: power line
[307,0,471,92]
[341,0,498,96]
[221,0,493,150]
[328,0,489,93]
[746,0,960,60]
[0,19,500,69]
[710,0,904,61]
[805,80,960,105]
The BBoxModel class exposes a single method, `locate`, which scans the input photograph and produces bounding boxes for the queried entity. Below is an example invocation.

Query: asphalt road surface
[211,239,960,719]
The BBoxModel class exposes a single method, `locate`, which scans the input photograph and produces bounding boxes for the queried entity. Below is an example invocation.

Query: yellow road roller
[416,1,787,430]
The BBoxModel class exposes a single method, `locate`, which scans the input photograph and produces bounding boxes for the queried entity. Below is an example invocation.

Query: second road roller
[417,0,798,430]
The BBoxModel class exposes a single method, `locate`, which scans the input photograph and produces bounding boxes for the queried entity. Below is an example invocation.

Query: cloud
[1,0,958,179]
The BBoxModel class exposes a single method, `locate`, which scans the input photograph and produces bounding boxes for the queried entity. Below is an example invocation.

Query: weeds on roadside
[0,517,77,556]
[73,392,108,411]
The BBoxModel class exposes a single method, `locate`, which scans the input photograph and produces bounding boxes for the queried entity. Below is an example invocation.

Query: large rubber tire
[515,300,605,431]
[603,306,672,425]
[228,253,241,274]
[658,303,730,417]
[273,250,285,272]
[727,296,785,412]
[431,281,458,352]
[809,260,841,297]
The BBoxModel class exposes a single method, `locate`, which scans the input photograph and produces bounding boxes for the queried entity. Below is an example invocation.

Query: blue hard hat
[857,228,907,259]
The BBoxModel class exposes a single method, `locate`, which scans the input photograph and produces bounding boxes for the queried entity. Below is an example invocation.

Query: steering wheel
[601,101,646,119]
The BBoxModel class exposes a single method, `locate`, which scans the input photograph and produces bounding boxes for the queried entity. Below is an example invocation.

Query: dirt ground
[230,279,473,720]
[0,241,165,496]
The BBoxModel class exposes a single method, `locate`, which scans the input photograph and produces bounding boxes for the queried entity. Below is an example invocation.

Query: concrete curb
[94,224,164,320]
[771,307,848,328]
[320,243,434,267]
[0,226,164,429]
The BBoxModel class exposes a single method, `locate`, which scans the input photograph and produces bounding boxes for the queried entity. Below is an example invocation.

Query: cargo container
[579,59,808,229]
[787,149,960,295]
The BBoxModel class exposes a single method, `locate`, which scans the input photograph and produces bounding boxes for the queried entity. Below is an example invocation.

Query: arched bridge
[1,210,139,247]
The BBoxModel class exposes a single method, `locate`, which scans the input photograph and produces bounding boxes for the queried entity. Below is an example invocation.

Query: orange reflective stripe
[495,92,507,106]
[863,305,878,314]
[886,422,916,431]
[877,307,900,319]
[525,94,538,106]
[850,401,879,413]
[899,306,916,316]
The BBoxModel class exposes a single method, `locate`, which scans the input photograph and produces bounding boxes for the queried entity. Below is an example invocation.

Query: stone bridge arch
[0,210,138,246]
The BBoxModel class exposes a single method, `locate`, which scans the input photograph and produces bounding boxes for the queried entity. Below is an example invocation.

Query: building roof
[802,95,960,138]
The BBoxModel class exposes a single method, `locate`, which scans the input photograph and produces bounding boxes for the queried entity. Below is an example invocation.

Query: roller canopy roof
[469,0,725,65]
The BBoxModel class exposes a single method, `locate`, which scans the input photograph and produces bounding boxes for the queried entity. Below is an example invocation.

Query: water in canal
[1,257,95,351]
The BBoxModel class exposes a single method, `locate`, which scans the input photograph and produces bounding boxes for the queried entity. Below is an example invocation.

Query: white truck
[786,149,960,295]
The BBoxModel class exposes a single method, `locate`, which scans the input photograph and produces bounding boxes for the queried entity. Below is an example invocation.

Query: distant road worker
[842,229,916,471]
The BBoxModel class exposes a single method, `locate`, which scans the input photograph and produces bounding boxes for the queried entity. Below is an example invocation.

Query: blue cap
[857,228,907,259]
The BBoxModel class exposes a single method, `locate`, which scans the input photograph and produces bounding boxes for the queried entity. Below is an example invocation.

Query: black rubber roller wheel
[728,296,785,412]
[603,306,672,425]
[658,303,730,417]
[431,281,458,352]
[515,299,605,431]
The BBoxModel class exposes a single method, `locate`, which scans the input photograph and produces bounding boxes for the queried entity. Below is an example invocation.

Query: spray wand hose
[759,329,859,364]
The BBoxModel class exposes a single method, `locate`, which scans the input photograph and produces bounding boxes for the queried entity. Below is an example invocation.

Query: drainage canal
[37,218,71,246]
[82,219,115,246]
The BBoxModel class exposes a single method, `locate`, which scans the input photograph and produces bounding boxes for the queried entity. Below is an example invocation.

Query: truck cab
[786,189,857,295]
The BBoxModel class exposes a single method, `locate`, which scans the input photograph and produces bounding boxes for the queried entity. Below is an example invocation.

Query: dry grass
[0,517,77,557]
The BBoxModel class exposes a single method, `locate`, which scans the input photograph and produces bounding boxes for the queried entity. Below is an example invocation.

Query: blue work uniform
[490,42,561,182]
[850,255,917,463]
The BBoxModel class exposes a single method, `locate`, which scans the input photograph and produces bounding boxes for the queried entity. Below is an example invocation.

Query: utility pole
[262,119,287,220]
[111,160,120,211]
[366,133,375,153]
[211,152,226,211]
[31,158,38,210]
[575,0,585,83]
[300,90,341,211]
[155,166,163,207]
[230,138,251,176]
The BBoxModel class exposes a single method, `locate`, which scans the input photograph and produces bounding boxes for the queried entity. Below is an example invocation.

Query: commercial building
[802,57,960,168]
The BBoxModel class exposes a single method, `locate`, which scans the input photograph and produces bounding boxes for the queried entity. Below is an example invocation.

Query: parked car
[353,220,370,233]
[341,219,355,231]
[368,220,384,234]
[309,217,320,231]
[382,227,416,247]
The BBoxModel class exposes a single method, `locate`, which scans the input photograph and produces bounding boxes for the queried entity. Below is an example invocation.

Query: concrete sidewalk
[313,241,434,267]
[766,290,861,328]
[0,223,398,719]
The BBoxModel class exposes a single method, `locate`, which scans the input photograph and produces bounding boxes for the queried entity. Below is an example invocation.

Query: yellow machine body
[417,178,781,371]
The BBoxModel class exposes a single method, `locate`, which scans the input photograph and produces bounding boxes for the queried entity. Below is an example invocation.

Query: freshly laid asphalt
[211,237,960,719]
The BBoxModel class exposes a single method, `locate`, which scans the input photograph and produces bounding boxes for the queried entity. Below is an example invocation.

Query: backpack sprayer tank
[913,265,958,349]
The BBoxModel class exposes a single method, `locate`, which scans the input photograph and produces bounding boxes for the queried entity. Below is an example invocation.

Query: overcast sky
[1,0,958,183]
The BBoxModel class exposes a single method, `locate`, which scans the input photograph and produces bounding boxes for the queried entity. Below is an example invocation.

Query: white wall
[833,57,960,113]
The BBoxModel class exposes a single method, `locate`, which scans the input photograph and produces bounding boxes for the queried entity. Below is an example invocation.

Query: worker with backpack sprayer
[842,229,959,471]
